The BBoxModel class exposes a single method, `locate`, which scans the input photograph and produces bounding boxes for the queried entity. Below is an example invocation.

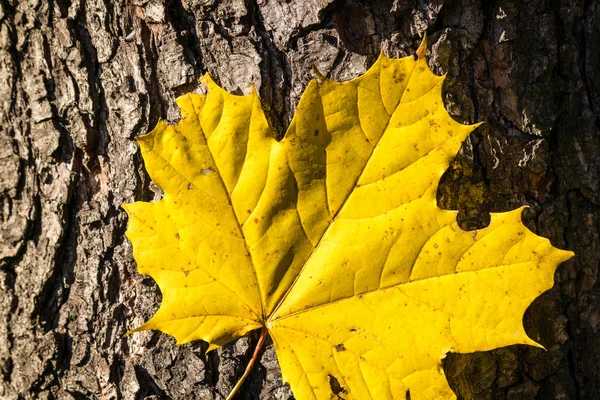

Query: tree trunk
[0,0,598,399]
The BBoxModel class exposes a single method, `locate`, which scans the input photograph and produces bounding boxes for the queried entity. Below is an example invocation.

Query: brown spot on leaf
[328,375,346,398]
[334,343,346,352]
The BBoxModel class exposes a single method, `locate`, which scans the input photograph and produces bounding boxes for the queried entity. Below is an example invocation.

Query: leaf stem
[226,327,269,400]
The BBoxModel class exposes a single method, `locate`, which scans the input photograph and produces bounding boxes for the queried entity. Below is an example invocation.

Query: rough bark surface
[0,0,598,399]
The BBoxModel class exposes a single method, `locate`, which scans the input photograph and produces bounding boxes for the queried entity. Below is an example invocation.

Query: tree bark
[0,0,598,399]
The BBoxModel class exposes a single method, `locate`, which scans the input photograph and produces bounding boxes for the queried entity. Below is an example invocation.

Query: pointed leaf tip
[312,63,326,82]
[379,42,386,58]
[249,83,258,96]
[200,72,211,85]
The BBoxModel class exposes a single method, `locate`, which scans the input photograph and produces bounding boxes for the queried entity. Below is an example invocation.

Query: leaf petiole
[226,327,269,400]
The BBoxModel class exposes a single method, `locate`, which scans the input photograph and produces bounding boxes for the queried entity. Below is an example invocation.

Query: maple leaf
[123,38,574,400]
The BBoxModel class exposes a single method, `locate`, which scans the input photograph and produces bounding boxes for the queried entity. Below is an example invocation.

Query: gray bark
[0,0,598,399]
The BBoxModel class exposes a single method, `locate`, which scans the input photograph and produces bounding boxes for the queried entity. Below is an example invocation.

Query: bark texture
[0,0,598,399]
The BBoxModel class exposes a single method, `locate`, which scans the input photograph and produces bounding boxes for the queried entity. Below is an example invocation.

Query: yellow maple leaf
[123,38,574,400]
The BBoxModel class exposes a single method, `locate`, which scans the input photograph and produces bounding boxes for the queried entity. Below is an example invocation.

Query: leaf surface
[124,41,573,399]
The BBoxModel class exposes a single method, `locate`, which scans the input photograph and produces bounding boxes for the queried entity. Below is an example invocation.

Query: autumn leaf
[123,38,574,400]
